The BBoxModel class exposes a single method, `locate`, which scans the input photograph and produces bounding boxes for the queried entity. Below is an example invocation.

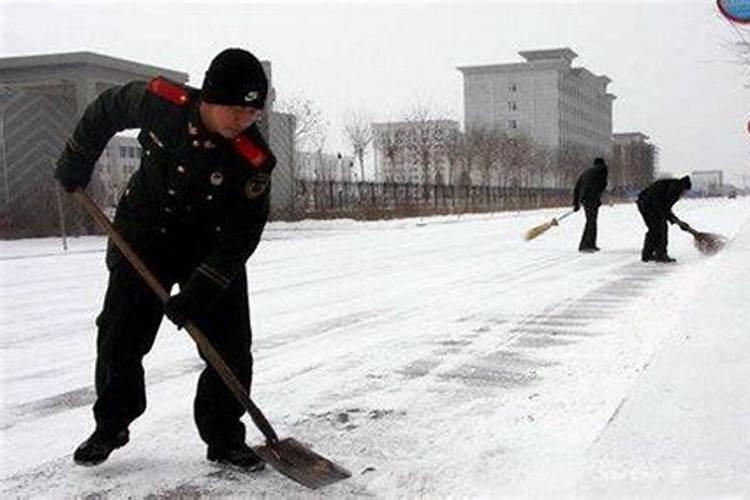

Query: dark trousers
[579,204,599,250]
[92,232,253,450]
[637,200,669,260]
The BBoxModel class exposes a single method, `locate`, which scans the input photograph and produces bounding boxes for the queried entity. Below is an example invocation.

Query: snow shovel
[73,188,351,490]
[524,209,575,241]
[676,219,727,256]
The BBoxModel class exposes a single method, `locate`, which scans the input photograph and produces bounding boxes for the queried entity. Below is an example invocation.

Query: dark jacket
[56,77,275,300]
[573,163,608,209]
[637,178,690,223]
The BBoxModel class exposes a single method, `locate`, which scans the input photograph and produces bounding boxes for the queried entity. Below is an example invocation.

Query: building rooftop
[614,132,650,142]
[0,51,188,82]
[518,48,578,64]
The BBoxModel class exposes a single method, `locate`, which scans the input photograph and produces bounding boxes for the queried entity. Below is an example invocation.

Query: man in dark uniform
[573,157,609,252]
[55,48,275,471]
[637,175,692,263]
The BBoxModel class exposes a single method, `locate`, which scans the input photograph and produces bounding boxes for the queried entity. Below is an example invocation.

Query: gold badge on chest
[245,172,271,199]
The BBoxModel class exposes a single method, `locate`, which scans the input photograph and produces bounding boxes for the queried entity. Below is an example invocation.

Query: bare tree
[441,128,462,186]
[274,96,326,150]
[275,96,328,183]
[373,123,403,182]
[473,127,501,187]
[342,110,372,182]
[459,126,484,187]
[498,134,535,188]
[403,105,434,189]
[556,144,588,189]
[531,143,555,188]
[402,105,456,198]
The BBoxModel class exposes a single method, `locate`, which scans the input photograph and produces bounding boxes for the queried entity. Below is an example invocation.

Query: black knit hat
[201,48,268,109]
[594,157,606,166]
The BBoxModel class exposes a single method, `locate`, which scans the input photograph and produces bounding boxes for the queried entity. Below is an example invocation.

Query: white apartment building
[372,119,460,184]
[458,48,615,159]
[95,134,142,206]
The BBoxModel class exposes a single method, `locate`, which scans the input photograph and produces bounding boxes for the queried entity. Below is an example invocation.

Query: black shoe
[207,443,265,472]
[73,428,129,466]
[579,247,597,253]
[654,255,676,263]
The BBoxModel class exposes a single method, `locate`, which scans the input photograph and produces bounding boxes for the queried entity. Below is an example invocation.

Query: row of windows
[118,145,142,159]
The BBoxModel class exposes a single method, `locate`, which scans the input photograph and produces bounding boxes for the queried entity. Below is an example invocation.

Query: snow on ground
[1,197,748,498]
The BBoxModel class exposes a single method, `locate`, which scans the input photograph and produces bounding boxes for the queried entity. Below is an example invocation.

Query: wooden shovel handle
[72,188,279,444]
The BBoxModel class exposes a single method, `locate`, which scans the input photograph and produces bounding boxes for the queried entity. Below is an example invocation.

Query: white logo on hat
[244,91,259,102]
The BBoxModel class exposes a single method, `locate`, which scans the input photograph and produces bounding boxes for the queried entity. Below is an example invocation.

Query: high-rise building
[458,48,615,159]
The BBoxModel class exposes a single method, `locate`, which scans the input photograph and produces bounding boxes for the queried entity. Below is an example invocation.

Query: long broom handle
[556,210,575,222]
[73,189,280,445]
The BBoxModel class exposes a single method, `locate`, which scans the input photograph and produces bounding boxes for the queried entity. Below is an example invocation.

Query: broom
[677,220,727,256]
[524,210,575,241]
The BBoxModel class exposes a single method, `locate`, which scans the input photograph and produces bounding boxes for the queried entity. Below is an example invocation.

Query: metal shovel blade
[254,438,351,489]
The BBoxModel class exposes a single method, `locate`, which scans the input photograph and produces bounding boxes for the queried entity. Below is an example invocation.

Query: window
[508,101,517,111]
[119,146,127,158]
[507,120,518,129]
[509,83,517,92]
[128,146,135,158]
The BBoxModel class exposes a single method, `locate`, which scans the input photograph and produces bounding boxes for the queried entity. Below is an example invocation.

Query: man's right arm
[56,81,147,192]
[572,175,582,211]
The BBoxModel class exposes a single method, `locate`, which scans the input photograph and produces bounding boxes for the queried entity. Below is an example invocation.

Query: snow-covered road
[1,197,748,498]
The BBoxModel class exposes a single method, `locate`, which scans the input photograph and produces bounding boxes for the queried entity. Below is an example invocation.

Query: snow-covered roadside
[573,216,750,498]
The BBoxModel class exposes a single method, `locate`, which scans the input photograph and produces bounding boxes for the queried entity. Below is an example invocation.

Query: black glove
[55,164,90,193]
[164,270,224,328]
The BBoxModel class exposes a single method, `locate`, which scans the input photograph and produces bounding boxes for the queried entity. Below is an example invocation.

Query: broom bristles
[692,232,727,255]
[524,219,557,241]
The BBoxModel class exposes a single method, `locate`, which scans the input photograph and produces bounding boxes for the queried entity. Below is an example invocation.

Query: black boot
[654,254,676,263]
[207,443,265,472]
[73,428,129,466]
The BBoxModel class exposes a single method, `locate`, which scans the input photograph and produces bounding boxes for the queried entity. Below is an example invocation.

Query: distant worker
[636,176,692,263]
[572,157,609,252]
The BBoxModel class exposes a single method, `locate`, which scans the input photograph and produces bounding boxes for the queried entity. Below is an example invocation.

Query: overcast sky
[1,0,748,185]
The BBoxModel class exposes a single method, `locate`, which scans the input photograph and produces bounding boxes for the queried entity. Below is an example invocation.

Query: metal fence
[292,180,572,219]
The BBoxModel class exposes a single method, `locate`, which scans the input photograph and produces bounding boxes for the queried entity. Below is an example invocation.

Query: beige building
[458,48,615,159]
[0,52,187,236]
